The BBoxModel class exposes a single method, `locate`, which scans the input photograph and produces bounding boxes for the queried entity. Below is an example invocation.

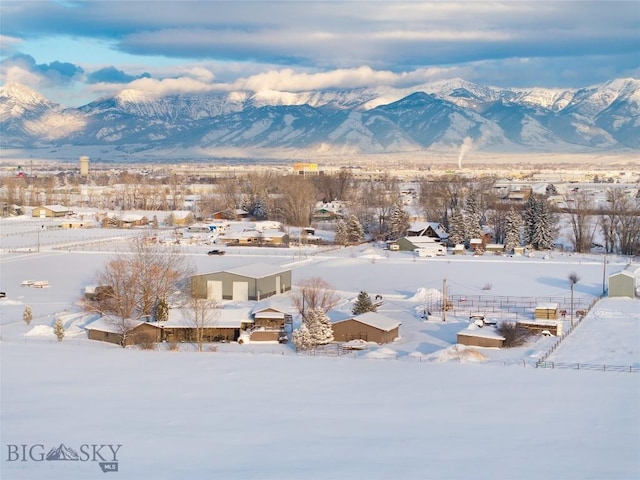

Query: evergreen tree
[292,323,313,350]
[352,291,377,315]
[346,215,364,244]
[54,318,65,342]
[155,298,169,322]
[334,219,349,246]
[305,307,334,346]
[531,199,555,250]
[504,209,523,252]
[464,193,483,242]
[448,209,466,246]
[523,194,539,246]
[388,201,410,241]
[23,305,33,326]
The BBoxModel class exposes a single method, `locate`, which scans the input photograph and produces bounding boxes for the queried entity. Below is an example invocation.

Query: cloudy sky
[1,1,638,106]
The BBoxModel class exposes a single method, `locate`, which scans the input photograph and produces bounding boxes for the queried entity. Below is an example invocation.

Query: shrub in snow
[496,321,529,347]
[53,318,65,342]
[136,333,156,350]
[352,291,377,315]
[23,305,33,326]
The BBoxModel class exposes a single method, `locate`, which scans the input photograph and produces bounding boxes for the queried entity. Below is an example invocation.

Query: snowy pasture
[1,217,639,479]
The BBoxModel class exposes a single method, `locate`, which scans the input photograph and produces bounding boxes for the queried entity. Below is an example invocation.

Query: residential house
[406,222,448,243]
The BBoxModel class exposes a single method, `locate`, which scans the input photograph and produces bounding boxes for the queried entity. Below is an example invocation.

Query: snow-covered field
[1,216,639,479]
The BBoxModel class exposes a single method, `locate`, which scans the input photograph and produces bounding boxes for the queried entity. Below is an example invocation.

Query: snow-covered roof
[85,317,146,333]
[165,307,252,328]
[403,236,437,246]
[171,210,193,219]
[335,311,401,331]
[39,204,70,213]
[458,323,505,340]
[223,263,291,279]
[535,302,559,310]
[407,222,448,238]
[251,301,290,317]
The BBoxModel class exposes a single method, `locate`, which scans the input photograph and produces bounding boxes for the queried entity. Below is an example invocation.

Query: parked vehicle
[0,292,6,298]
[207,249,225,256]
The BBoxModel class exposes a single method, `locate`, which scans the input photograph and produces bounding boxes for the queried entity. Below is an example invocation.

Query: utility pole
[602,255,607,296]
[442,277,447,322]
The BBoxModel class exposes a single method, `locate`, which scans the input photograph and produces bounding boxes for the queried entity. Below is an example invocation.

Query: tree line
[2,169,638,254]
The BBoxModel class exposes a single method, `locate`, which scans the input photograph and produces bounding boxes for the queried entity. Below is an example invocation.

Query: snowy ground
[1,217,639,479]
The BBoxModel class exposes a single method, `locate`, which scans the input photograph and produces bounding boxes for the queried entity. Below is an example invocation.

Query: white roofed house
[245,297,295,342]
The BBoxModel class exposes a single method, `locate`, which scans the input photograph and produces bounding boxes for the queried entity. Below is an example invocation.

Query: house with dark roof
[406,222,448,242]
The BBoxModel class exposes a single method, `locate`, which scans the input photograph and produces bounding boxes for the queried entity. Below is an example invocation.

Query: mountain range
[1,78,638,158]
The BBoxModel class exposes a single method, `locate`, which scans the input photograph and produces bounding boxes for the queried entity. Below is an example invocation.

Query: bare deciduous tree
[185,297,220,352]
[292,277,340,320]
[83,235,193,347]
[565,191,596,253]
[276,175,317,226]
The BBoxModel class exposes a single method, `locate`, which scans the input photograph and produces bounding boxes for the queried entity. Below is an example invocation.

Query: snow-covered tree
[531,199,555,250]
[54,318,65,342]
[305,307,334,346]
[352,291,377,315]
[334,219,349,246]
[346,215,364,244]
[387,201,410,241]
[293,307,334,349]
[23,305,33,326]
[504,209,523,253]
[464,193,482,242]
[292,323,313,350]
[523,194,539,246]
[448,209,466,246]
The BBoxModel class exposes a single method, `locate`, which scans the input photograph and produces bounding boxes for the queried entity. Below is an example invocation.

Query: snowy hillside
[0,215,638,479]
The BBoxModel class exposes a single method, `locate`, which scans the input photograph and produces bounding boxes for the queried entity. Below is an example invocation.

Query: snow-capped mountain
[1,78,638,156]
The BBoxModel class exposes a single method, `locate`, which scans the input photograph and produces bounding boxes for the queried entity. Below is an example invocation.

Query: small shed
[608,266,639,298]
[86,318,160,346]
[457,327,505,348]
[534,302,559,320]
[453,244,466,255]
[485,244,505,255]
[331,312,400,344]
[518,319,563,336]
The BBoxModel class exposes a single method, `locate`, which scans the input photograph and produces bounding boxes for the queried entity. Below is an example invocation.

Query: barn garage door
[232,281,249,301]
[207,280,222,301]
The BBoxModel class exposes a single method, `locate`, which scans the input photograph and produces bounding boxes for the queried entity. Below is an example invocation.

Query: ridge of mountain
[1,78,638,155]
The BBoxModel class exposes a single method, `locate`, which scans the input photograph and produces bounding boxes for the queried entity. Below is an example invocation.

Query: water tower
[79,156,90,177]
